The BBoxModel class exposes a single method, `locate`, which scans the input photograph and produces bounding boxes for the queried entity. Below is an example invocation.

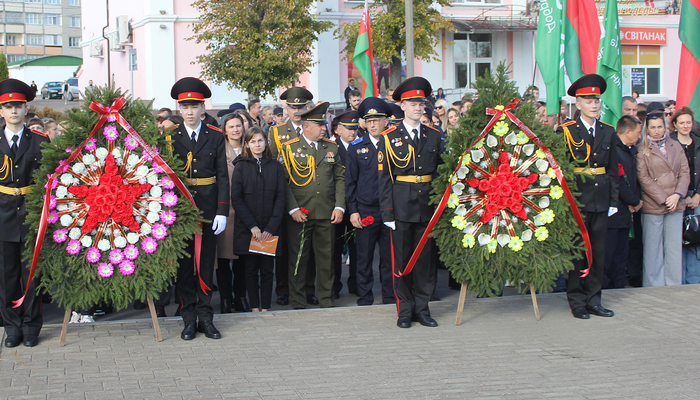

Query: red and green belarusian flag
[564,0,601,82]
[353,0,379,98]
[677,0,700,121]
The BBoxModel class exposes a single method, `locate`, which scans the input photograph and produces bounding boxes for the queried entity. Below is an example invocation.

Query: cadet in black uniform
[347,97,395,305]
[558,74,618,319]
[0,79,49,347]
[378,77,443,328]
[169,78,229,339]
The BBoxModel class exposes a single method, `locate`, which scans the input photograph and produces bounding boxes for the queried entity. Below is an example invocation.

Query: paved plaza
[2,283,700,399]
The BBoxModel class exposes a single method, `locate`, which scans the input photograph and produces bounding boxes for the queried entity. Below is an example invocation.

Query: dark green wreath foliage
[431,63,584,297]
[24,85,202,311]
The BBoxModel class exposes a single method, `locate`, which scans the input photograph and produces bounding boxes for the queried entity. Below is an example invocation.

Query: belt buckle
[190,178,198,186]
[415,175,423,183]
[590,167,597,175]
[14,188,21,196]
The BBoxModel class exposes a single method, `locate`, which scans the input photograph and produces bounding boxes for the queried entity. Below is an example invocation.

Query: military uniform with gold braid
[0,79,49,347]
[377,77,443,326]
[270,87,313,162]
[281,102,345,309]
[557,74,618,319]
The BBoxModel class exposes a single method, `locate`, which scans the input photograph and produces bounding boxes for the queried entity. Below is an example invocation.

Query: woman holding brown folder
[231,126,286,311]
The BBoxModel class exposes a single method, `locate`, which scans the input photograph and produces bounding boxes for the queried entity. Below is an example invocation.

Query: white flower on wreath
[147,174,159,185]
[72,163,86,175]
[146,212,160,224]
[150,186,163,198]
[111,148,122,159]
[69,228,81,240]
[540,174,552,186]
[97,239,111,251]
[60,174,73,186]
[60,214,73,227]
[452,182,465,196]
[521,229,533,242]
[114,236,127,249]
[56,186,68,198]
[457,166,469,180]
[148,202,162,213]
[127,232,139,244]
[135,165,149,177]
[82,154,96,165]
[57,203,68,211]
[127,154,140,166]
[80,236,92,248]
[141,223,152,235]
[454,204,467,217]
[95,148,109,160]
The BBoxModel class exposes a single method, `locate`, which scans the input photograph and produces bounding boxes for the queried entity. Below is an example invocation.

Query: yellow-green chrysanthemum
[535,226,549,241]
[493,121,509,137]
[539,209,555,224]
[447,193,460,208]
[462,233,475,248]
[451,215,467,230]
[550,185,564,199]
[516,131,529,144]
[508,236,524,252]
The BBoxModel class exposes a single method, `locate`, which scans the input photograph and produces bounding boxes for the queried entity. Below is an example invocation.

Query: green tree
[335,0,454,90]
[190,0,332,99]
[0,54,8,80]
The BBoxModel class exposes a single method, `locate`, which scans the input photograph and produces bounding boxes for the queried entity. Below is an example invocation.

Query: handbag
[683,213,700,247]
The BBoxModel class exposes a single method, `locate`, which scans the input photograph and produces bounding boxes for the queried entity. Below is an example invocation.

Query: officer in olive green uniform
[281,102,345,309]
[270,87,316,306]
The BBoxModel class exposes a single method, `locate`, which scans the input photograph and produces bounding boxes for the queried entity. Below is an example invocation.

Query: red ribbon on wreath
[14,96,205,308]
[394,98,592,281]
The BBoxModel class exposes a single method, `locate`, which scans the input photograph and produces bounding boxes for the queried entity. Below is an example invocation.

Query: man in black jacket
[604,115,642,289]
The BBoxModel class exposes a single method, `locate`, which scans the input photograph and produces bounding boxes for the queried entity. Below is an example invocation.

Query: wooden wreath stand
[454,282,540,325]
[59,295,163,346]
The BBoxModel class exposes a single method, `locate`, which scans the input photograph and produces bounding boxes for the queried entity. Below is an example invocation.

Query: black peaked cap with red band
[567,74,607,99]
[170,77,211,104]
[392,76,432,103]
[0,78,36,105]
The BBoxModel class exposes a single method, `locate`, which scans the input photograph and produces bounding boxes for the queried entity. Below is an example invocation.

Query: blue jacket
[609,135,641,229]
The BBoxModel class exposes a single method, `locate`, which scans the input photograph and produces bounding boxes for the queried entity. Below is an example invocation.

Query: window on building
[45,14,61,26]
[25,0,42,3]
[68,0,80,5]
[25,13,42,25]
[453,32,493,88]
[5,0,24,3]
[621,45,661,96]
[68,37,80,47]
[27,34,43,46]
[68,16,80,28]
[5,35,18,46]
[44,0,61,4]
[25,55,41,60]
[45,34,62,46]
[6,55,25,63]
[6,12,24,24]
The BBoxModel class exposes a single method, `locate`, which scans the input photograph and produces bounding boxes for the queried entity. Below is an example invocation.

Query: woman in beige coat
[637,113,690,287]
[216,113,249,313]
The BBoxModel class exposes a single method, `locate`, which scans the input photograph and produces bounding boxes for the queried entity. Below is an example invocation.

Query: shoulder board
[322,138,336,144]
[283,137,300,146]
[599,121,614,128]
[381,126,397,136]
[351,137,363,146]
[30,129,48,137]
[207,124,222,132]
[561,120,576,127]
[426,125,440,132]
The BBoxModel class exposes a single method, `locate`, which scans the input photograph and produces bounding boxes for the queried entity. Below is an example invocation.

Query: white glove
[608,207,618,217]
[212,215,227,235]
[384,221,396,230]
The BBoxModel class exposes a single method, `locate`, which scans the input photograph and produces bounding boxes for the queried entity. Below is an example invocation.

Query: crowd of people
[1,72,699,347]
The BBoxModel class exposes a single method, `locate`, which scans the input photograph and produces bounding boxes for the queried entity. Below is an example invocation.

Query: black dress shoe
[397,317,411,328]
[587,305,614,317]
[181,322,197,340]
[306,294,319,305]
[233,297,251,312]
[133,300,146,310]
[155,307,167,318]
[197,321,221,339]
[413,315,438,327]
[571,307,590,319]
[220,299,232,314]
[4,335,23,348]
[23,335,39,347]
[276,294,290,306]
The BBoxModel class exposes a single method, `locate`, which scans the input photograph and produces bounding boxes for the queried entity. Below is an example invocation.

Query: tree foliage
[0,54,8,81]
[335,0,454,88]
[190,0,333,99]
[431,63,585,297]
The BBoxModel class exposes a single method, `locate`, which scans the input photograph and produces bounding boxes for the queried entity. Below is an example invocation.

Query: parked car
[41,81,63,99]
[65,77,79,101]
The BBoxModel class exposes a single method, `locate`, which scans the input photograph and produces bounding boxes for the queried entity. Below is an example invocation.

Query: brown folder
[249,236,279,256]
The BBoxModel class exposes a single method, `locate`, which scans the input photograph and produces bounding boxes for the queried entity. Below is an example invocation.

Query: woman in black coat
[231,126,286,311]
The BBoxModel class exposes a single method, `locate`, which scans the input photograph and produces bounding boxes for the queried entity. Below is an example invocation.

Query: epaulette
[322,138,336,144]
[599,121,614,128]
[381,126,397,136]
[207,124,222,132]
[350,137,363,146]
[30,129,48,137]
[561,120,576,127]
[426,125,440,132]
[283,137,300,146]
[164,124,179,134]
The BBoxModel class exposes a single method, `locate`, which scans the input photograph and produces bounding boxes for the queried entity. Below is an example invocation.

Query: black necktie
[10,134,18,158]
[589,127,594,138]
[190,131,197,147]
[412,129,419,147]
[296,127,301,136]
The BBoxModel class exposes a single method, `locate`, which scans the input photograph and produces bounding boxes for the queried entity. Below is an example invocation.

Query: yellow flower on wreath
[508,236,524,252]
[494,105,507,121]
[535,226,549,241]
[539,209,555,224]
[493,121,509,137]
[447,193,460,208]
[474,138,485,149]
[451,215,467,230]
[462,233,475,248]
[487,239,498,253]
[547,167,557,179]
[550,185,564,199]
[536,149,547,159]
[516,131,529,144]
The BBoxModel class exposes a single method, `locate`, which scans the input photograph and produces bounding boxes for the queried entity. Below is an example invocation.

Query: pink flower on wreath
[107,114,117,123]
[85,138,97,151]
[53,229,68,243]
[55,160,69,173]
[124,244,139,260]
[152,223,167,240]
[103,125,119,141]
[142,146,159,162]
[160,176,175,189]
[66,240,81,255]
[47,210,59,224]
[86,247,101,263]
[109,249,124,264]
[124,134,139,150]
[97,262,114,278]
[49,195,57,210]
[162,191,178,207]
[119,260,135,276]
[44,174,59,189]
[65,147,74,153]
[152,163,164,173]
[160,210,177,226]
[142,237,157,254]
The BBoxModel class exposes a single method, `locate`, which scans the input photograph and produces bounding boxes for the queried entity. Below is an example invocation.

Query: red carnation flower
[299,207,309,215]
[361,215,375,226]
[618,164,625,176]
[499,152,509,165]
[467,178,480,188]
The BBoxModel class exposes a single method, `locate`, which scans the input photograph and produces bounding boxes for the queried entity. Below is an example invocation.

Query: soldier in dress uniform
[0,79,49,347]
[332,110,359,298]
[378,77,443,328]
[558,74,618,319]
[168,77,229,339]
[269,87,317,306]
[281,102,345,309]
[387,103,404,127]
[347,97,395,305]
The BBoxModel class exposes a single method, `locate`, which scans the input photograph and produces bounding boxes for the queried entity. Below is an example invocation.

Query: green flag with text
[536,0,567,115]
[596,0,622,126]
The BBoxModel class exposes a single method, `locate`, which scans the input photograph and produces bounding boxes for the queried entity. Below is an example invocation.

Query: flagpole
[405,0,414,78]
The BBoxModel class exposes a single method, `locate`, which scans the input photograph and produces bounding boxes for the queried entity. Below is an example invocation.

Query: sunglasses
[436,106,444,110]
[664,112,672,116]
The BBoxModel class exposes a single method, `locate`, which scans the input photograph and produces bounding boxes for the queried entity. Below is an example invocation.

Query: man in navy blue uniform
[346,98,395,305]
